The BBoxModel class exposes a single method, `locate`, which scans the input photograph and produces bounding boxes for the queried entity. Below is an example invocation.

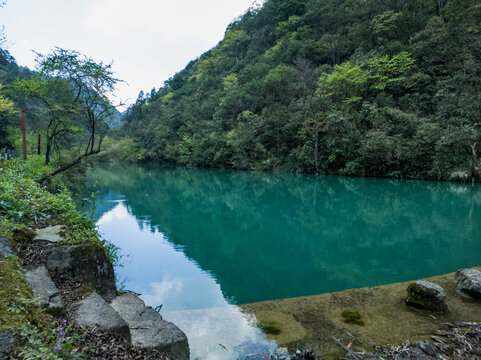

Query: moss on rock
[405,282,447,312]
[11,227,36,251]
[341,310,365,326]
[0,257,42,332]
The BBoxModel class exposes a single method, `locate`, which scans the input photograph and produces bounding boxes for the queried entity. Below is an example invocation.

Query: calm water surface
[79,164,481,359]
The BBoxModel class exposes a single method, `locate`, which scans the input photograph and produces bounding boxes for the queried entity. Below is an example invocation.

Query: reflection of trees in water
[85,164,481,304]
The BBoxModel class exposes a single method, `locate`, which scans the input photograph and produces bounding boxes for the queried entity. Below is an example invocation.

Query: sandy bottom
[240,267,481,359]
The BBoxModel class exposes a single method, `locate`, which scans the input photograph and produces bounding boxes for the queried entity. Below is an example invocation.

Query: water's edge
[240,267,481,359]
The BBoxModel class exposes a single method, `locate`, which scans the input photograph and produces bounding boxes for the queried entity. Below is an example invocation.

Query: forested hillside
[120,0,481,181]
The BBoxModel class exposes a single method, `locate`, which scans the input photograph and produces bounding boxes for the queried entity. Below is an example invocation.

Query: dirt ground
[240,267,481,359]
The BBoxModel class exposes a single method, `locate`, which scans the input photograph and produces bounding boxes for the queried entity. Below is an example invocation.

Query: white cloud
[83,0,252,43]
[164,305,275,360]
[3,0,255,105]
[141,278,184,305]
[97,202,129,225]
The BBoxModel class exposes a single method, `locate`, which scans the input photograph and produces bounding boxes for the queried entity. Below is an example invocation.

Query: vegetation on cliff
[0,157,121,358]
[119,0,481,181]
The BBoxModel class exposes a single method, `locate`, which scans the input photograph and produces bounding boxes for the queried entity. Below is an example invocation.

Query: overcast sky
[1,0,258,108]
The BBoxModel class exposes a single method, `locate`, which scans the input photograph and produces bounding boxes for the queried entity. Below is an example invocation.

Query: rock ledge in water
[110,293,189,360]
[455,269,481,299]
[405,280,447,312]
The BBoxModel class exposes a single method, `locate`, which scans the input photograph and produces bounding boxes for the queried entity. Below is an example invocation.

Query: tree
[15,48,121,180]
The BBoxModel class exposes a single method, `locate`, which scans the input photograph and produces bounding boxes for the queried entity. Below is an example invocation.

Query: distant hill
[120,0,481,181]
[109,108,124,129]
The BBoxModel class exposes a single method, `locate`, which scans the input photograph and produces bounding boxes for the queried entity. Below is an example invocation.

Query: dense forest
[119,0,481,181]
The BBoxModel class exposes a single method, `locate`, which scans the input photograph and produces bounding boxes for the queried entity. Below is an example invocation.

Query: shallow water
[78,164,481,359]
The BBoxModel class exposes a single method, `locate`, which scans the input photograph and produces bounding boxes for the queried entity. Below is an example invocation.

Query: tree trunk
[45,136,52,165]
[471,141,478,181]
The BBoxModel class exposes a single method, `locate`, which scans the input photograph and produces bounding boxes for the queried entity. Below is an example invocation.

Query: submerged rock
[33,225,66,243]
[25,265,63,311]
[73,292,130,342]
[46,242,116,301]
[455,269,481,299]
[110,293,190,360]
[405,280,447,312]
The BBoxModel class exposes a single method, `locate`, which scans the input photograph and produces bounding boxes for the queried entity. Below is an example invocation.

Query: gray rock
[111,293,189,360]
[455,268,481,299]
[47,242,117,301]
[33,225,66,243]
[0,330,14,355]
[406,280,447,312]
[74,292,130,342]
[46,246,72,271]
[25,265,63,310]
[0,238,14,257]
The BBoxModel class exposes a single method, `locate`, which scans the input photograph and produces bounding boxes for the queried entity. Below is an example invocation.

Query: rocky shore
[0,225,190,359]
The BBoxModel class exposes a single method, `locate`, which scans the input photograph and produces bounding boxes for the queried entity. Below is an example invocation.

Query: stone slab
[33,225,66,243]
[25,265,63,309]
[111,293,189,360]
[74,292,130,342]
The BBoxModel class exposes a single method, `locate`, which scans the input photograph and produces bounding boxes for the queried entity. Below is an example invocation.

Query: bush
[0,157,97,243]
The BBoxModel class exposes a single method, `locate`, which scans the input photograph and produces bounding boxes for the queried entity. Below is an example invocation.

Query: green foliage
[0,157,98,243]
[318,63,369,105]
[17,320,87,360]
[368,52,415,90]
[8,47,121,171]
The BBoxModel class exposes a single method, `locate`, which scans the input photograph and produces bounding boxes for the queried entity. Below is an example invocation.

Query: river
[77,164,481,359]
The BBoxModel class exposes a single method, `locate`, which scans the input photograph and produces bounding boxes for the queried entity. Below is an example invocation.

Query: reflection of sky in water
[96,200,275,360]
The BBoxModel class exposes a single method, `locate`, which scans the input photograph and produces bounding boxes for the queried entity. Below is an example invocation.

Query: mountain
[120,0,481,181]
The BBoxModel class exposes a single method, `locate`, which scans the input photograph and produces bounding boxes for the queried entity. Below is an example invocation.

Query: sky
[0,0,259,108]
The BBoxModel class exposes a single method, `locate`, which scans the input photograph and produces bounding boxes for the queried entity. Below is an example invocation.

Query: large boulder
[455,269,481,299]
[73,292,130,342]
[25,265,63,311]
[47,242,117,301]
[111,293,190,360]
[405,280,447,312]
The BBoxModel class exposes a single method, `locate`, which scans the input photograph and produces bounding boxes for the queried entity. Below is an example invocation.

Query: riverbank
[0,157,187,358]
[240,268,481,359]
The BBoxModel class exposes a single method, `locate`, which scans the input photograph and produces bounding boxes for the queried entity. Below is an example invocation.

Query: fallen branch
[37,149,100,184]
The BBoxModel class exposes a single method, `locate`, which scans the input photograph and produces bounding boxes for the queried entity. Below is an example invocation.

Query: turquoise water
[79,164,481,359]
